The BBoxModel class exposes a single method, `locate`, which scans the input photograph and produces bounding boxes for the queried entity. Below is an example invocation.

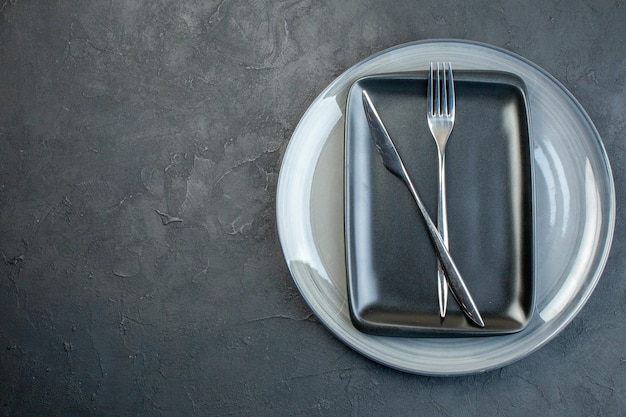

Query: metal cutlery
[362,89,484,328]
[427,62,456,318]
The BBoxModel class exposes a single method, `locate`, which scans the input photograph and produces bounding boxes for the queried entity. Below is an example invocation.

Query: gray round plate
[276,40,615,375]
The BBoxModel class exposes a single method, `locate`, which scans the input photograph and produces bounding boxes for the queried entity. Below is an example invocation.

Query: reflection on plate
[345,71,534,336]
[276,40,615,375]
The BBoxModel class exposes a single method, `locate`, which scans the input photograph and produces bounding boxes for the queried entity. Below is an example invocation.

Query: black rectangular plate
[345,71,534,336]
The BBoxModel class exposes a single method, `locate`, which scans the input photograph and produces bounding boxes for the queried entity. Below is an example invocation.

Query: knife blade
[362,89,484,328]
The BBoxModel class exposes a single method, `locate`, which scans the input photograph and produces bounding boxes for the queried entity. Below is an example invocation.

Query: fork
[427,62,456,318]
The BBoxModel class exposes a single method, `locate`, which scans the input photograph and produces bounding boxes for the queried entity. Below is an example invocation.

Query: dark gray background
[1,1,625,415]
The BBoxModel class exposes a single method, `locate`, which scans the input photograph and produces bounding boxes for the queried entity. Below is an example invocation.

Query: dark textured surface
[0,1,625,415]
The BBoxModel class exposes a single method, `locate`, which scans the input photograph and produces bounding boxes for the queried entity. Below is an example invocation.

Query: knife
[362,89,485,328]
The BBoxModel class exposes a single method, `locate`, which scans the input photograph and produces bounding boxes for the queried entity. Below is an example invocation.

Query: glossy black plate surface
[345,71,534,336]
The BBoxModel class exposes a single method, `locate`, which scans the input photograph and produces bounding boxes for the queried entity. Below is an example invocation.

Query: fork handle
[437,150,449,318]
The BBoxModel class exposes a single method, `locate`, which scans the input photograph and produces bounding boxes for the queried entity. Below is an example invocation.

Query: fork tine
[435,62,441,116]
[439,62,448,116]
[447,62,455,117]
[428,63,434,115]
